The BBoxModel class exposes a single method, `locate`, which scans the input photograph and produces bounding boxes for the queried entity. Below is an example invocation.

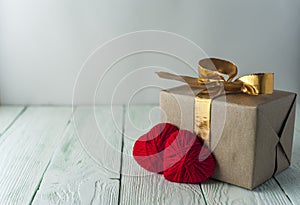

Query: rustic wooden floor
[0,105,299,205]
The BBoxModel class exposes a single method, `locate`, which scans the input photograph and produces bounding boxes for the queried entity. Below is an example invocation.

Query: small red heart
[133,123,178,173]
[163,130,216,183]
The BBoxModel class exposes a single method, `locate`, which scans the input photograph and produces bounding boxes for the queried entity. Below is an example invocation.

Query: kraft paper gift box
[160,85,297,190]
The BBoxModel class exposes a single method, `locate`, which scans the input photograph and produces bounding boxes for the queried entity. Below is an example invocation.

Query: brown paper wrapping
[160,85,297,190]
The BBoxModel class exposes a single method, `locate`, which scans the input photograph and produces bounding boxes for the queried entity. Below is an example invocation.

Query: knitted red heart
[133,123,178,173]
[163,130,216,183]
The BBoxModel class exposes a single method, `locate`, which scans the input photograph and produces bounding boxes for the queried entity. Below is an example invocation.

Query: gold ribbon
[157,58,274,144]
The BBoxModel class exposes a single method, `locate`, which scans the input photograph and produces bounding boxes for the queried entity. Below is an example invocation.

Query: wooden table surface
[0,105,299,205]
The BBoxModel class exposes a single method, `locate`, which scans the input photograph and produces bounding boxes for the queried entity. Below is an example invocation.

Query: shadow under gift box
[160,85,297,190]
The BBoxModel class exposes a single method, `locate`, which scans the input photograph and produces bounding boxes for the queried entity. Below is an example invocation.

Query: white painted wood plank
[72,106,123,178]
[295,102,299,132]
[121,174,205,205]
[120,105,206,205]
[32,106,123,205]
[294,112,300,161]
[0,105,296,205]
[0,107,72,205]
[275,129,300,205]
[202,179,291,205]
[0,106,24,135]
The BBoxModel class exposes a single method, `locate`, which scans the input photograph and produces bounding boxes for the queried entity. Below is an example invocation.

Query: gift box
[158,58,297,190]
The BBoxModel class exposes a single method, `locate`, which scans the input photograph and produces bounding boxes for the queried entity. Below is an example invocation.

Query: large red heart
[133,123,216,183]
[133,123,178,173]
[163,130,216,183]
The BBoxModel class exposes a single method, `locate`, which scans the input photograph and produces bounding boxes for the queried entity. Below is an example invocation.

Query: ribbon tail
[236,73,274,95]
[156,71,207,88]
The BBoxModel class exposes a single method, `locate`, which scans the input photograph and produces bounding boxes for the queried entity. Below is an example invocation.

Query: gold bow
[157,58,274,144]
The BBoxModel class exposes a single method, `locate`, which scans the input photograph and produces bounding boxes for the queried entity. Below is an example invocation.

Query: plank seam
[199,184,208,205]
[28,157,52,205]
[109,178,120,180]
[0,106,27,137]
[28,107,76,205]
[273,177,293,205]
[90,180,99,205]
[117,105,126,205]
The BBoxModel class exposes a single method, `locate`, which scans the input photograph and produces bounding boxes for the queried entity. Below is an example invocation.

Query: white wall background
[0,0,299,105]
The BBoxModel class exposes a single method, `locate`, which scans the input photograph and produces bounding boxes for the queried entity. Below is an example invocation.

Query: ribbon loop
[156,58,274,96]
[198,58,238,82]
[157,58,274,144]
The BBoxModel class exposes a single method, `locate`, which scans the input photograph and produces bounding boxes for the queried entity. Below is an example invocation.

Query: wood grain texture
[0,107,72,204]
[120,105,206,205]
[0,106,24,135]
[121,175,205,205]
[275,129,300,205]
[0,105,299,205]
[32,106,123,205]
[71,106,123,178]
[202,178,292,205]
[295,102,300,132]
